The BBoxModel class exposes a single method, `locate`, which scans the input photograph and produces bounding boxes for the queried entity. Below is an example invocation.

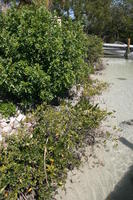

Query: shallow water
[56,58,133,200]
[99,58,133,124]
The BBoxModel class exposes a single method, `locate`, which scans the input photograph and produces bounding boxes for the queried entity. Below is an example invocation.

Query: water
[56,58,133,200]
[98,58,133,124]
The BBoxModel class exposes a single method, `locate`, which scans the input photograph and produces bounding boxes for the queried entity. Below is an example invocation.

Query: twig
[44,138,49,186]
[20,192,28,200]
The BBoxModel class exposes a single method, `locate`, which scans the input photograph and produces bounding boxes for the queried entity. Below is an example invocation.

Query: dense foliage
[87,35,103,63]
[2,0,133,42]
[0,5,89,106]
[51,0,133,43]
[0,99,106,199]
[0,102,16,118]
[0,2,106,200]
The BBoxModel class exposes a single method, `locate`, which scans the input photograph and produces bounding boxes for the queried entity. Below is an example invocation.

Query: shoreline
[56,57,133,200]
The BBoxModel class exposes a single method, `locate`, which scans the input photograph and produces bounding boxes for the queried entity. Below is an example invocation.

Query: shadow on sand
[105,137,133,200]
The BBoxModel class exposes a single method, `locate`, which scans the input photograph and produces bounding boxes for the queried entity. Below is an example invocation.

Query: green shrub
[0,102,16,118]
[87,35,103,63]
[0,5,88,106]
[0,99,106,199]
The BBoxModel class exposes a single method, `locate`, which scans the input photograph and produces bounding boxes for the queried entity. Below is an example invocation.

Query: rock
[13,120,20,129]
[0,134,2,141]
[94,64,96,70]
[10,117,16,128]
[0,121,7,128]
[0,127,2,133]
[70,85,84,107]
[71,99,79,107]
[10,117,15,124]
[0,119,6,123]
[3,125,12,133]
[16,110,21,115]
[120,119,133,127]
[26,123,32,128]
[16,114,26,122]
[69,85,77,97]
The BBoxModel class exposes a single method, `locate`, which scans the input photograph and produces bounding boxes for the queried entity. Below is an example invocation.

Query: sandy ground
[56,58,133,200]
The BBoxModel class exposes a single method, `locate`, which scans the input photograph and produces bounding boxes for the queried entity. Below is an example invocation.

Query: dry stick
[20,192,28,200]
[44,138,49,187]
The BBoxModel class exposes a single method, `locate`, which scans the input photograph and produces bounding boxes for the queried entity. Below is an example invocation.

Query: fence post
[125,38,130,59]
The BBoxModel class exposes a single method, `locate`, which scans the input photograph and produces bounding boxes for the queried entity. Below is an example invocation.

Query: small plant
[83,79,108,97]
[0,102,16,118]
[0,99,106,199]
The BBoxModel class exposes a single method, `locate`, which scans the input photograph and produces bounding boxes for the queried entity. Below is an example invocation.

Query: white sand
[56,58,133,200]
